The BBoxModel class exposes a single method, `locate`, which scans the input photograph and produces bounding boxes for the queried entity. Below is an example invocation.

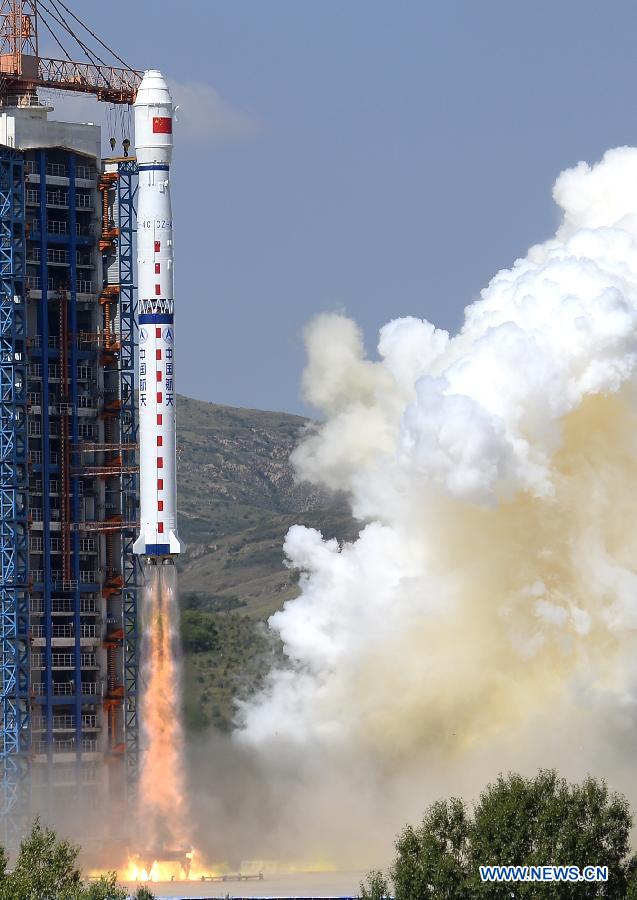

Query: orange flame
[122,849,218,883]
[138,564,190,849]
[98,566,216,883]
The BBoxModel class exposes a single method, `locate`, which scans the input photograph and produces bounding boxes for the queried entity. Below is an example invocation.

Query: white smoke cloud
[231,147,637,865]
[170,80,260,144]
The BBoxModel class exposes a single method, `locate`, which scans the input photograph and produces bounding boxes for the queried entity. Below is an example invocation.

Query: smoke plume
[231,147,637,865]
[139,565,191,853]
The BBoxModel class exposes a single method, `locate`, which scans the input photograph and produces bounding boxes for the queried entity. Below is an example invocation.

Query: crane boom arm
[38,57,142,104]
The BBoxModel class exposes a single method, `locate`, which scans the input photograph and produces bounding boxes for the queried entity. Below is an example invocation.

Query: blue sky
[48,1,637,415]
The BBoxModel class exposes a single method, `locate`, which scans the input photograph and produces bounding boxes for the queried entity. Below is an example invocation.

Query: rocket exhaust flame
[138,564,190,852]
[124,565,218,882]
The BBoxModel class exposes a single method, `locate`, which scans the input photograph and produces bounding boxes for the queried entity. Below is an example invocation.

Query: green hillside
[174,395,357,733]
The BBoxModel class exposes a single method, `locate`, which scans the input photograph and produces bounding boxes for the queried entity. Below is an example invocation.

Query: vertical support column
[117,162,139,796]
[0,147,30,850]
[67,155,82,773]
[36,150,53,768]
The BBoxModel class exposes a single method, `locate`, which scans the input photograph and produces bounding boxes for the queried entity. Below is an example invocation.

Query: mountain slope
[173,395,357,732]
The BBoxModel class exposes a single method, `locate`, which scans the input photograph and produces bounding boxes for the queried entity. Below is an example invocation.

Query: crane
[0,0,142,106]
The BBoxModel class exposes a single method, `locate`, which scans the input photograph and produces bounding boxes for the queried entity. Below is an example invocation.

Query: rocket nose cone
[135,69,173,108]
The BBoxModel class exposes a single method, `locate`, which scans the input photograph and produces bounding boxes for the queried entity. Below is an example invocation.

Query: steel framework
[0,1,38,65]
[25,146,138,816]
[0,1,142,104]
[0,145,29,849]
[117,160,138,795]
[37,59,141,104]
[0,0,142,844]
[67,152,83,785]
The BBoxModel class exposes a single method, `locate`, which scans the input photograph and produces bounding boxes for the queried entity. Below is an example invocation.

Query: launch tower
[0,2,142,848]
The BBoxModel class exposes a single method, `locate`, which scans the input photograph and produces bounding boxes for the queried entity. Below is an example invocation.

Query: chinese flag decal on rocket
[153,116,172,133]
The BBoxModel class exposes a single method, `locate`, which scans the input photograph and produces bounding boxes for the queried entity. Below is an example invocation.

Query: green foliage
[0,820,139,900]
[183,695,212,732]
[359,870,390,900]
[133,887,156,900]
[471,771,632,897]
[392,798,470,899]
[181,609,219,653]
[368,771,635,900]
[182,610,283,732]
[82,871,128,900]
[6,818,83,899]
[625,856,637,899]
[182,592,246,613]
[467,770,630,897]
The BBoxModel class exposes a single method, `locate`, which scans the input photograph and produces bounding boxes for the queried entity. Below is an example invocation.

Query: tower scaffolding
[0,1,142,847]
[0,146,29,850]
[116,159,138,795]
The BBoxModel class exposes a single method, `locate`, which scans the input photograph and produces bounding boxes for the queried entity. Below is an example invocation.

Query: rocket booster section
[133,70,183,560]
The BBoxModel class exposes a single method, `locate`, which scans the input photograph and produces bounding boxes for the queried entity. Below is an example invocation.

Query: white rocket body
[133,70,183,559]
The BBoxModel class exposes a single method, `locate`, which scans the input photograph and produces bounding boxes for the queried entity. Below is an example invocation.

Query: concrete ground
[123,870,365,899]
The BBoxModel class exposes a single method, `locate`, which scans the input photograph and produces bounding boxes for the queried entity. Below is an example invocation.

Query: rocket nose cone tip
[141,69,166,85]
[135,70,172,107]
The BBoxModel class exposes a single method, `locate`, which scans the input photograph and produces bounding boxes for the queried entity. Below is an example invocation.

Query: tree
[360,870,390,900]
[366,771,636,900]
[133,888,156,900]
[181,609,219,653]
[467,771,631,898]
[0,820,153,900]
[6,818,84,899]
[391,798,471,899]
[82,878,155,900]
[82,872,127,900]
[625,856,637,899]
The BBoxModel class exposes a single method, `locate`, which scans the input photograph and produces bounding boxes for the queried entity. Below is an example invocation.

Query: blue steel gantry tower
[0,0,142,848]
[116,161,140,790]
[0,147,29,849]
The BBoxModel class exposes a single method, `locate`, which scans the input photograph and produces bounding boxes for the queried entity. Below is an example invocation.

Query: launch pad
[198,873,264,883]
[129,847,194,881]
[120,869,364,899]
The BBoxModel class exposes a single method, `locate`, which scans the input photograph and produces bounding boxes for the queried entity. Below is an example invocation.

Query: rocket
[132,70,183,562]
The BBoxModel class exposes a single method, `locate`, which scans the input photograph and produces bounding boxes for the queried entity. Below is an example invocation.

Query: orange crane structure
[0,0,143,850]
[0,0,141,105]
